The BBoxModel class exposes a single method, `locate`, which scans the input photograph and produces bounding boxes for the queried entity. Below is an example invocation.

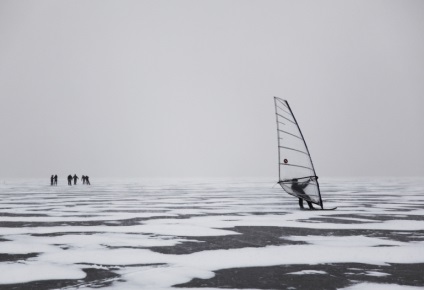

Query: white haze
[0,0,423,178]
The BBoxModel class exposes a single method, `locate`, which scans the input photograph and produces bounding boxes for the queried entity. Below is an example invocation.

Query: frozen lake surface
[0,178,423,290]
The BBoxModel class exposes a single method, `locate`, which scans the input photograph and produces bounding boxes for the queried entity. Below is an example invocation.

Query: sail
[274,97,323,207]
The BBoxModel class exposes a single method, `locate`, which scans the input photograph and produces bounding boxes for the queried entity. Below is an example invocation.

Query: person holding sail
[291,177,316,210]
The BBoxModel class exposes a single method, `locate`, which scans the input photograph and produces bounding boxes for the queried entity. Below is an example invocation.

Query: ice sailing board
[274,97,323,208]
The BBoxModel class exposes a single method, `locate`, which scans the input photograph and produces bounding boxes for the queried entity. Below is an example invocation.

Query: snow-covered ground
[0,177,423,290]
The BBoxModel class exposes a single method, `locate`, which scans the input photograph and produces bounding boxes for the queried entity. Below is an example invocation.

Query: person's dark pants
[299,198,315,209]
[68,180,71,186]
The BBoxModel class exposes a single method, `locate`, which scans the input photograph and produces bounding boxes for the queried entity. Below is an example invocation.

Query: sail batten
[276,99,289,108]
[276,105,291,114]
[276,113,297,124]
[278,130,304,140]
[278,146,309,155]
[279,163,314,170]
[274,97,323,207]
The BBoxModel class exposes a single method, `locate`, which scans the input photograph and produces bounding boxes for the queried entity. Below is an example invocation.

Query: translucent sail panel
[274,97,321,205]
[274,98,315,180]
[280,176,321,204]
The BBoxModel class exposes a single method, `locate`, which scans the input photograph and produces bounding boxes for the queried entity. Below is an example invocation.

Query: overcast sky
[0,0,423,179]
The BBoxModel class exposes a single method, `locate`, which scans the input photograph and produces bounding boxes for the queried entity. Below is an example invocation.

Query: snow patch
[365,271,391,277]
[0,263,85,284]
[287,270,327,275]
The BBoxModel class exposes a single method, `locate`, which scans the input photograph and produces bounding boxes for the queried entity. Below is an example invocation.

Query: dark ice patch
[175,263,424,289]
[297,217,370,224]
[331,213,424,222]
[0,213,49,217]
[150,226,424,254]
[0,253,39,262]
[150,226,308,254]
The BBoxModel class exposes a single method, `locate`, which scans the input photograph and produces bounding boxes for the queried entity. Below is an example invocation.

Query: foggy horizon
[1,1,423,179]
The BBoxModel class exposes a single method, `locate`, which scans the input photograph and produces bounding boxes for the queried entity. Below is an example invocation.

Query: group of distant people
[50,175,58,186]
[50,174,90,186]
[67,174,90,185]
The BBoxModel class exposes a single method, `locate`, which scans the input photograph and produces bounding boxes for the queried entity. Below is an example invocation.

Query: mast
[274,97,282,182]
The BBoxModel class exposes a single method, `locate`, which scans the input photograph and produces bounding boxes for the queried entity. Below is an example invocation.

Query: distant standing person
[50,175,54,186]
[81,175,85,184]
[54,175,58,186]
[67,175,72,186]
[85,175,90,185]
[73,174,79,185]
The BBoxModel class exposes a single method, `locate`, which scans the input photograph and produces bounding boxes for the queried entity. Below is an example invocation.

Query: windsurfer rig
[274,97,335,210]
